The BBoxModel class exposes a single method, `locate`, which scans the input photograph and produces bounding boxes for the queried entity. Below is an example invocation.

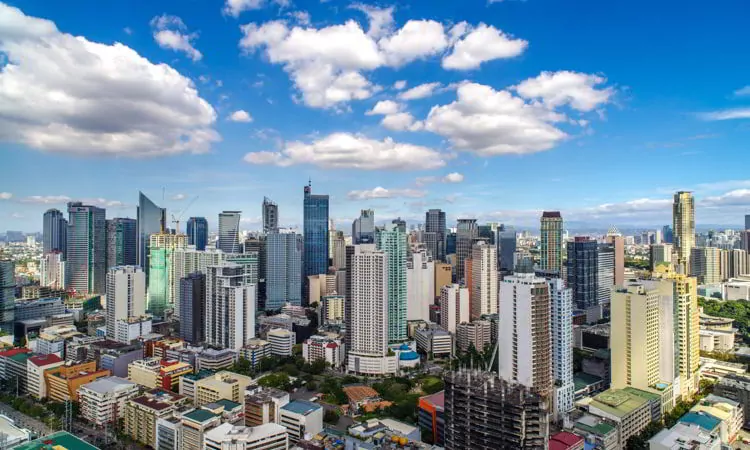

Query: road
[0,401,53,437]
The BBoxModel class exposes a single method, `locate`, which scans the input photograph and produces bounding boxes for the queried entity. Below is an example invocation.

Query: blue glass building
[137,192,166,271]
[303,183,329,303]
[187,217,208,251]
[266,231,302,310]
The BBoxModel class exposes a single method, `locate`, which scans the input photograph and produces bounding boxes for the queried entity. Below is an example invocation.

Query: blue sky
[1,0,750,232]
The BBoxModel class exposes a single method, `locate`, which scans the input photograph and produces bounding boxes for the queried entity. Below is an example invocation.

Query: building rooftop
[0,414,29,446]
[679,412,721,432]
[574,414,615,436]
[28,353,63,366]
[420,391,444,409]
[549,431,584,450]
[342,385,380,403]
[573,372,603,391]
[80,376,137,394]
[0,347,31,358]
[622,386,662,403]
[182,369,215,381]
[648,423,720,449]
[204,422,288,442]
[211,398,242,410]
[183,408,218,424]
[590,389,649,418]
[246,386,289,403]
[281,400,322,416]
[12,431,99,450]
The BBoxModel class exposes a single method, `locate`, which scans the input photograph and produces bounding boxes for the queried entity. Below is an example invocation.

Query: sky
[1,0,750,233]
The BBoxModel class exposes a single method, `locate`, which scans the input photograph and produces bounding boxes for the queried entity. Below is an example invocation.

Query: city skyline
[2,1,750,231]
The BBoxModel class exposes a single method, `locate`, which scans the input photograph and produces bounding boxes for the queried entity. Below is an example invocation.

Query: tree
[258,372,292,391]
[323,409,339,424]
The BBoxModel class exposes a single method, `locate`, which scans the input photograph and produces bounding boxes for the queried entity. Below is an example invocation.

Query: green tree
[258,372,292,391]
[323,409,340,424]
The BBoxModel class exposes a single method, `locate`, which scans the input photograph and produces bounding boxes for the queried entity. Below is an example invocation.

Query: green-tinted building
[13,431,100,450]
[147,233,187,317]
[376,224,407,343]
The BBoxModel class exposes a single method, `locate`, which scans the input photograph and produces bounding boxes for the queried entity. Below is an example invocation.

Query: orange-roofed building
[342,385,389,416]
[45,360,111,402]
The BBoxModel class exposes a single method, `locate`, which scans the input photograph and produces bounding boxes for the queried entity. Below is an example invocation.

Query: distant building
[106,266,146,341]
[415,327,452,358]
[406,246,434,323]
[0,259,15,333]
[137,191,166,273]
[79,376,139,426]
[352,209,375,244]
[470,241,497,319]
[673,192,695,275]
[439,284,469,334]
[376,224,407,343]
[266,230,302,309]
[540,211,564,275]
[566,237,598,310]
[302,334,344,368]
[186,217,208,251]
[455,219,477,283]
[205,264,256,351]
[262,197,279,234]
[43,208,67,258]
[179,272,205,345]
[456,320,491,352]
[67,202,106,294]
[267,328,295,357]
[218,211,242,254]
[691,247,722,285]
[106,218,137,269]
[147,232,187,317]
[303,183,329,302]
[425,209,446,261]
[550,278,574,422]
[497,226,516,273]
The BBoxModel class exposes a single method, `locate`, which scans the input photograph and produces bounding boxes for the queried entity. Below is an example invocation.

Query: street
[0,401,53,437]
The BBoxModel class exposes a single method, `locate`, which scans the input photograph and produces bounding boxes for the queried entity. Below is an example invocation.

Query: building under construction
[444,369,549,450]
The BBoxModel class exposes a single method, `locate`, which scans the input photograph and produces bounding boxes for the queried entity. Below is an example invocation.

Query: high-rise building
[746,215,750,231]
[456,219,477,283]
[498,273,552,398]
[352,209,375,244]
[425,209,446,262]
[470,241,498,320]
[205,264,256,351]
[262,197,279,234]
[376,224,407,343]
[690,247,722,285]
[605,230,625,286]
[106,266,146,340]
[566,237,598,310]
[218,211,242,254]
[663,225,674,244]
[43,208,67,258]
[391,218,406,233]
[266,230,302,310]
[650,244,673,269]
[172,247,225,301]
[497,226,516,273]
[0,259,14,334]
[673,192,695,275]
[549,279,574,423]
[137,192,166,271]
[406,246,434,322]
[439,284,469,333]
[244,235,267,309]
[40,251,66,290]
[729,249,748,279]
[331,231,346,270]
[67,202,106,294]
[179,272,206,345]
[147,233,187,317]
[540,211,564,275]
[303,183,329,302]
[106,218,137,269]
[346,245,397,375]
[446,231,456,256]
[597,244,615,307]
[186,217,208,251]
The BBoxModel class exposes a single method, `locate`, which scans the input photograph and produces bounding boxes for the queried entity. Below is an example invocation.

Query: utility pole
[63,398,72,432]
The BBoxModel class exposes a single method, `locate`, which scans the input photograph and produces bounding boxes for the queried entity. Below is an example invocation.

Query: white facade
[279,402,323,445]
[302,335,345,368]
[699,329,735,352]
[267,328,295,357]
[549,278,574,422]
[106,266,146,340]
[115,316,153,344]
[724,278,750,301]
[347,245,396,375]
[27,355,64,399]
[205,264,256,351]
[439,284,469,334]
[649,423,721,450]
[406,247,435,322]
[173,247,226,315]
[40,252,66,289]
[470,241,498,319]
[79,376,140,426]
[204,423,288,450]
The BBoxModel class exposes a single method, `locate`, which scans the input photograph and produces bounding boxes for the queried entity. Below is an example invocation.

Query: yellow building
[44,360,110,402]
[128,357,161,388]
[434,262,452,299]
[124,388,189,448]
[194,371,254,406]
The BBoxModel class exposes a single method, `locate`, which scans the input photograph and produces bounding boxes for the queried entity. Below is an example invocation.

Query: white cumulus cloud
[699,108,750,121]
[381,112,422,131]
[228,110,253,122]
[224,0,288,17]
[347,187,426,200]
[170,193,187,201]
[399,82,443,100]
[442,23,527,70]
[443,172,464,183]
[366,100,401,116]
[515,71,614,111]
[150,14,202,61]
[378,20,448,66]
[393,80,407,90]
[0,3,219,157]
[243,132,446,170]
[0,192,12,200]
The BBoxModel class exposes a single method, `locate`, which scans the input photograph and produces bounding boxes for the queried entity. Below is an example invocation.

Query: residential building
[303,183,329,302]
[352,209,375,244]
[0,348,31,393]
[0,414,31,448]
[79,376,140,426]
[137,191,166,272]
[425,209,446,261]
[455,219,477,282]
[715,374,750,428]
[605,230,625,288]
[728,249,748,279]
[406,246,434,322]
[186,217,208,251]
[0,260,13,333]
[205,264,256,351]
[456,320,492,352]
[147,232,187,317]
[598,244,615,306]
[40,251,66,290]
[550,278,574,422]
[262,197,279,234]
[266,230,302,309]
[650,243,673,269]
[203,423,288,450]
[691,247,722,285]
[244,386,290,427]
[267,328,295,357]
[67,202,106,294]
[106,266,146,340]
[179,272,205,345]
[241,339,271,368]
[43,208,67,257]
[36,324,80,358]
[195,348,237,372]
[106,218,137,269]
[346,245,397,375]
[588,389,652,446]
[331,231,346,270]
[321,295,344,324]
[470,241,498,319]
[673,191,695,275]
[567,237,598,310]
[194,371,254,407]
[376,224,407,343]
[26,353,64,399]
[690,394,743,444]
[307,273,333,306]
[279,400,323,446]
[541,211,564,275]
[434,262,452,297]
[218,211,242,254]
[498,272,553,397]
[44,360,110,402]
[125,389,189,447]
[439,284,469,333]
[497,225,517,273]
[302,334,345,368]
[181,408,222,450]
[418,391,445,446]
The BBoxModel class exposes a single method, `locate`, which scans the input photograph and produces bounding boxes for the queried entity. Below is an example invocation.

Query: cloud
[416,172,464,185]
[123,27,133,35]
[443,172,464,183]
[228,110,253,122]
[366,100,401,116]
[702,189,750,207]
[0,192,11,200]
[365,101,422,131]
[15,195,129,208]
[399,82,442,100]
[243,132,447,170]
[170,193,187,201]
[350,4,394,39]
[150,14,202,61]
[10,213,23,219]
[515,71,614,111]
[288,11,311,26]
[347,187,426,200]
[18,195,73,204]
[0,3,219,157]
[442,23,527,70]
[378,20,448,66]
[734,86,750,97]
[224,0,287,17]
[699,108,750,121]
[393,80,407,90]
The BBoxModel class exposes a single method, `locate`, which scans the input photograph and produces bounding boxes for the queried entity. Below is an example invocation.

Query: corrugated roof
[281,400,321,415]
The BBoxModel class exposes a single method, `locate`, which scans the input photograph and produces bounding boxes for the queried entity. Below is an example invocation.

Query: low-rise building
[0,348,32,393]
[244,386,290,427]
[158,360,194,392]
[572,414,618,450]
[322,295,344,324]
[92,340,143,378]
[241,339,270,368]
[699,329,736,353]
[12,431,97,450]
[456,320,491,352]
[690,394,743,444]
[195,348,237,372]
[279,400,323,446]
[588,389,651,447]
[0,414,31,448]
[115,315,152,344]
[417,391,444,446]
[128,357,192,390]
[203,422,288,450]
[27,353,64,399]
[415,327,452,358]
[180,408,221,450]
[35,325,81,358]
[44,360,110,402]
[193,371,254,407]
[548,431,584,450]
[341,384,390,416]
[179,370,214,401]
[649,422,721,450]
[267,328,295,357]
[124,389,189,447]
[715,373,750,428]
[302,334,344,368]
[79,376,140,426]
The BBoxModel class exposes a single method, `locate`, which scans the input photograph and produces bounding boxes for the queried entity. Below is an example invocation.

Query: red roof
[29,353,63,366]
[549,432,583,450]
[326,342,338,349]
[0,348,31,358]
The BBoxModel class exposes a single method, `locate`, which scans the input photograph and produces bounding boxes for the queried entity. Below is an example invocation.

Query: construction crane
[171,196,198,234]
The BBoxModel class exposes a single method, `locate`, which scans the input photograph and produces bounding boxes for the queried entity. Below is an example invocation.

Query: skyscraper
[746,215,750,231]
[376,224,407,343]
[662,225,674,244]
[186,217,208,251]
[346,245,397,375]
[205,264,256,351]
[67,202,106,294]
[106,218,137,269]
[566,237,598,310]
[406,246,434,322]
[218,211,242,254]
[456,219,477,283]
[498,272,552,398]
[549,279,574,422]
[352,209,375,244]
[497,226,517,273]
[137,192,166,271]
[391,218,406,233]
[540,211,564,275]
[690,247,722,285]
[303,183,329,302]
[425,209,446,261]
[439,284,469,333]
[0,259,14,334]
[331,231,346,270]
[266,230,302,310]
[40,252,66,290]
[262,197,279,234]
[179,272,206,345]
[673,191,695,275]
[105,266,146,340]
[470,241,498,320]
[146,232,187,317]
[43,208,67,258]
[597,244,615,308]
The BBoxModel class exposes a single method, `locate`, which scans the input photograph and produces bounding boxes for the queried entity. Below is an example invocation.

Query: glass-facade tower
[67,202,107,294]
[186,217,208,251]
[137,192,166,272]
[43,208,67,258]
[376,224,407,343]
[106,218,137,269]
[267,231,302,310]
[0,260,14,334]
[303,183,329,303]
[218,211,241,254]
